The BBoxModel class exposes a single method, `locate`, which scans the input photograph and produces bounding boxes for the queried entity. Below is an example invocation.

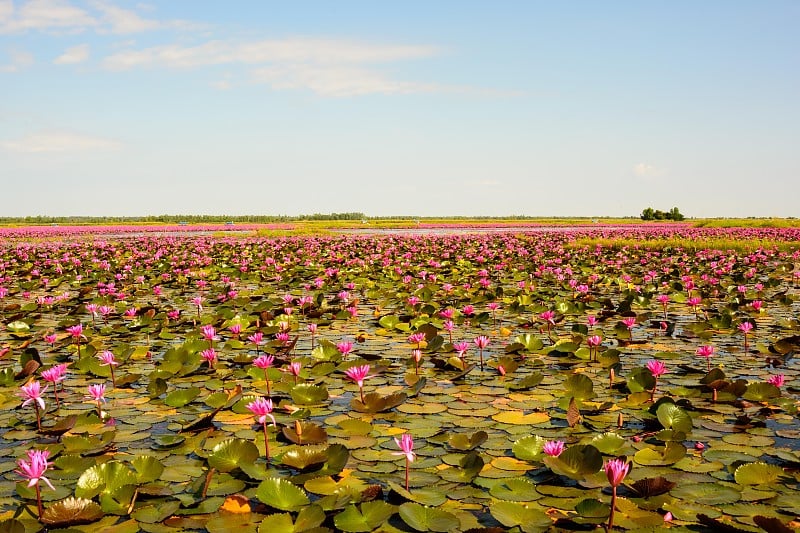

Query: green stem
[608,486,617,530]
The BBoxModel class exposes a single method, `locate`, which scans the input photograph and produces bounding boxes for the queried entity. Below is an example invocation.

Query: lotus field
[1,224,800,532]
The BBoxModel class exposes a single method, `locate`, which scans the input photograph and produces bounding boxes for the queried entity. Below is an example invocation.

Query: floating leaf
[41,497,103,526]
[290,384,330,405]
[743,382,780,401]
[164,387,201,407]
[734,462,785,485]
[512,435,546,462]
[671,483,741,505]
[334,501,396,532]
[448,431,487,451]
[490,501,551,531]
[256,478,310,511]
[208,439,260,473]
[398,502,459,532]
[543,445,603,480]
[656,402,693,434]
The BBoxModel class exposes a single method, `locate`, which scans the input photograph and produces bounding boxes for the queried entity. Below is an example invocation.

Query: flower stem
[405,457,410,492]
[608,486,617,530]
[263,422,271,462]
[35,483,43,520]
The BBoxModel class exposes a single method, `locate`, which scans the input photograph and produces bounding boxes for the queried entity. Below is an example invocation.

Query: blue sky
[1,1,798,218]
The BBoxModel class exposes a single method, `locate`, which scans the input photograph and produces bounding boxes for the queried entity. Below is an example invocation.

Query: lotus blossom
[586,335,602,361]
[200,325,217,345]
[543,440,564,457]
[66,324,84,356]
[738,321,753,352]
[767,374,785,388]
[200,348,217,369]
[408,333,426,349]
[307,323,318,349]
[393,433,416,491]
[656,294,670,319]
[19,380,47,430]
[474,335,490,370]
[344,364,371,403]
[696,345,715,372]
[646,360,667,401]
[248,331,265,353]
[246,397,276,461]
[16,449,53,519]
[97,350,119,388]
[252,354,274,395]
[604,458,630,531]
[41,363,68,408]
[337,341,354,359]
[287,361,302,384]
[621,317,636,340]
[86,383,107,419]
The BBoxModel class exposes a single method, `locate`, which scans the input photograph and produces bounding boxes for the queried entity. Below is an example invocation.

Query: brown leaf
[567,397,581,428]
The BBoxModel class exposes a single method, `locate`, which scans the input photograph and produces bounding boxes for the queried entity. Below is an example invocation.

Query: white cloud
[0,0,197,34]
[1,131,121,152]
[54,43,89,64]
[103,38,438,70]
[0,0,97,34]
[0,48,34,72]
[89,0,198,34]
[252,64,437,97]
[633,163,665,178]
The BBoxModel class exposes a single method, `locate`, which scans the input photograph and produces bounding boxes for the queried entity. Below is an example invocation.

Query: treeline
[0,213,367,224]
[640,207,685,221]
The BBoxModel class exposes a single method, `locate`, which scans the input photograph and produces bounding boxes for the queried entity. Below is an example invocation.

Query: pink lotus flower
[16,449,54,519]
[19,380,47,430]
[767,374,785,388]
[696,345,715,371]
[604,458,630,531]
[543,440,564,457]
[229,324,242,335]
[474,335,490,371]
[248,331,264,351]
[200,325,216,343]
[252,354,275,395]
[86,383,107,419]
[200,348,217,369]
[287,361,302,384]
[646,360,667,377]
[751,300,763,311]
[344,364,371,403]
[393,433,416,492]
[97,350,119,387]
[246,397,276,461]
[41,363,68,408]
[587,315,597,327]
[738,321,753,352]
[337,341,354,359]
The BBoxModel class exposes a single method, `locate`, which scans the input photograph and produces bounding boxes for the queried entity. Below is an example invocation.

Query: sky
[1,1,798,218]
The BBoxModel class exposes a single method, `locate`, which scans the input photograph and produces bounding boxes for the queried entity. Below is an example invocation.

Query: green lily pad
[351,391,407,413]
[290,383,330,405]
[448,431,487,451]
[670,482,741,505]
[398,502,459,532]
[256,477,310,511]
[512,435,546,462]
[165,387,201,407]
[543,445,603,480]
[734,462,785,485]
[334,501,396,532]
[489,477,540,501]
[76,461,138,499]
[208,438,260,473]
[258,504,325,532]
[656,402,693,434]
[490,501,551,532]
